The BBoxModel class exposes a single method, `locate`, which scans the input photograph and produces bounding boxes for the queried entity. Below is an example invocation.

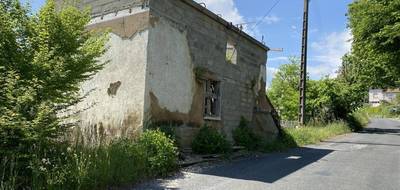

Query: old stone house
[59,0,280,147]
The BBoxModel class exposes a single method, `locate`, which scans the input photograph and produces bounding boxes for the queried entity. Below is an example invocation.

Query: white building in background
[369,89,400,107]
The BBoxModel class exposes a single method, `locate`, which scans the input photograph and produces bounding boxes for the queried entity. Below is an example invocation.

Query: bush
[191,126,231,154]
[232,117,261,150]
[138,130,178,176]
[146,121,180,147]
[263,130,298,152]
[0,1,108,189]
[347,109,369,131]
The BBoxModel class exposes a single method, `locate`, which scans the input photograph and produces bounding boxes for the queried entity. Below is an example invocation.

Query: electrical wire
[248,0,282,33]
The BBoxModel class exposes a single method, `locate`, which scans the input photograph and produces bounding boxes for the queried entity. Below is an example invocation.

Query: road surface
[135,118,400,190]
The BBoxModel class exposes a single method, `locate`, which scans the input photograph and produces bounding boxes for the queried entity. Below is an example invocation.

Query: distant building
[369,89,400,107]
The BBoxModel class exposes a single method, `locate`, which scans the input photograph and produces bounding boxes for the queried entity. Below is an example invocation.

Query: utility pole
[299,0,309,125]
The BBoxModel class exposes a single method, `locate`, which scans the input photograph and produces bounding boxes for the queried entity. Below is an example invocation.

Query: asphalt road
[135,118,400,190]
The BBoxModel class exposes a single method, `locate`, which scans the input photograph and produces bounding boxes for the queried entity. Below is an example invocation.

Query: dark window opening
[204,80,221,119]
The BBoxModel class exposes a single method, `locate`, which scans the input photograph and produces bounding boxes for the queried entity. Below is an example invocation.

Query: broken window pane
[226,41,237,65]
[204,80,221,118]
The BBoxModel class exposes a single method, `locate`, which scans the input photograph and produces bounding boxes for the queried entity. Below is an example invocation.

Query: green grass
[263,120,362,152]
[285,121,351,146]
[1,130,178,190]
[360,104,400,119]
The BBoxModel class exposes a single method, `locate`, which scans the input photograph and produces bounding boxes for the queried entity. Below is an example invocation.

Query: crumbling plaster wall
[72,6,150,137]
[145,17,196,117]
[147,0,271,140]
[57,0,278,143]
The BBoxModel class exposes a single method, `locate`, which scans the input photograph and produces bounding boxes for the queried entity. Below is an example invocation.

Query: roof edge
[181,0,270,51]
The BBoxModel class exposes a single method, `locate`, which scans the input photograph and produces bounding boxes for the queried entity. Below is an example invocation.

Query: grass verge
[363,105,400,119]
[263,118,368,152]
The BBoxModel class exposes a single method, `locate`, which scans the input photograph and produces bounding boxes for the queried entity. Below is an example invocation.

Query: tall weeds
[0,129,178,190]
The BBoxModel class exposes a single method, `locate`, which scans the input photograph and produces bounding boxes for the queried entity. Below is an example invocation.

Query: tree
[344,0,400,88]
[267,57,364,122]
[0,0,107,185]
[267,57,300,120]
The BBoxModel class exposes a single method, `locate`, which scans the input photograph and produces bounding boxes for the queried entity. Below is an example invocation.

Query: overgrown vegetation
[191,125,231,154]
[263,121,355,152]
[348,109,370,131]
[146,121,180,146]
[353,94,400,120]
[0,1,179,189]
[232,117,261,150]
[359,104,400,119]
[1,129,178,190]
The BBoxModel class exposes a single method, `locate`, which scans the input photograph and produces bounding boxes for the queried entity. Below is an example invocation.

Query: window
[226,41,237,65]
[204,80,221,119]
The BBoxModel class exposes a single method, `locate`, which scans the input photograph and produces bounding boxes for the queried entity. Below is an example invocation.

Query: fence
[280,120,298,128]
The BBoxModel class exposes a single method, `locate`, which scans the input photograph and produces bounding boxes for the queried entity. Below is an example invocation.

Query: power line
[248,0,282,32]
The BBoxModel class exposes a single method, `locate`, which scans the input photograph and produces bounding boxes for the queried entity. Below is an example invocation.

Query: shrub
[146,121,180,147]
[0,1,107,188]
[232,117,261,150]
[191,126,231,154]
[263,130,298,152]
[138,130,178,176]
[347,109,369,131]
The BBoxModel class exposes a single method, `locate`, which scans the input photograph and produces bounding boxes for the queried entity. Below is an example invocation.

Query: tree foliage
[267,58,364,122]
[342,0,400,88]
[267,57,300,120]
[0,0,107,186]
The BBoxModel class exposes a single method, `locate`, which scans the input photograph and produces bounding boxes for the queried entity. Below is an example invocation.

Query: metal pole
[299,0,309,125]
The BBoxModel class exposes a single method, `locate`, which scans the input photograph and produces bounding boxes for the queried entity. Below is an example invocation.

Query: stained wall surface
[146,0,276,141]
[69,3,151,137]
[57,0,279,144]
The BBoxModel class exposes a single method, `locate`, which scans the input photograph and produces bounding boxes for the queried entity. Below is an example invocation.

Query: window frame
[203,79,222,120]
[225,40,238,65]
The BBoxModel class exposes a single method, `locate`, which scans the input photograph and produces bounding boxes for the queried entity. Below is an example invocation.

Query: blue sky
[194,0,353,86]
[22,0,353,86]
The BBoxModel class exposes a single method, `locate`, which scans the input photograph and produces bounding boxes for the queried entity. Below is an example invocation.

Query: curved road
[135,119,400,190]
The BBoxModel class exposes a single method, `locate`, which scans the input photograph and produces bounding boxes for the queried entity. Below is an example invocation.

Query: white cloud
[267,67,279,79]
[253,15,281,24]
[261,15,281,24]
[195,0,257,36]
[309,30,352,78]
[266,67,279,89]
[268,56,289,62]
[290,25,301,38]
[193,0,279,38]
[195,0,245,25]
